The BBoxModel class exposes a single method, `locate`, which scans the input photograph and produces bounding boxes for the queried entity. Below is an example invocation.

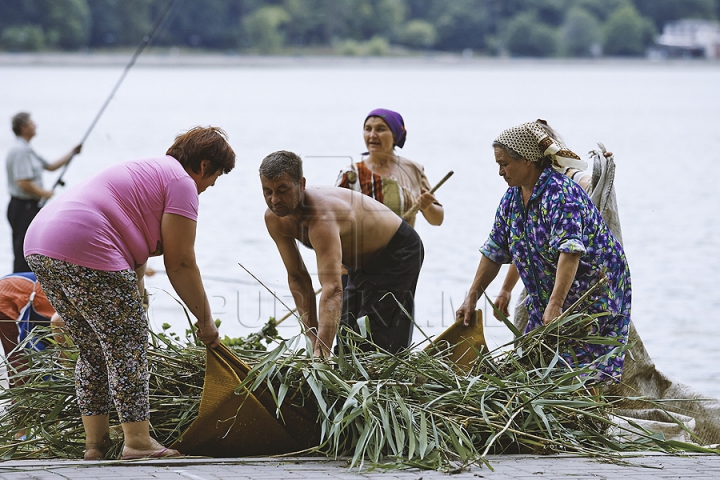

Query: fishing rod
[50,0,180,193]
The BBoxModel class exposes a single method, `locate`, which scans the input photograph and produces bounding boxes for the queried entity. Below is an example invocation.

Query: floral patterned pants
[26,255,149,423]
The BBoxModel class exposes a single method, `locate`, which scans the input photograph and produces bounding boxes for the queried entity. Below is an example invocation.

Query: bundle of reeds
[0,323,270,460]
[237,312,717,470]
[0,313,716,471]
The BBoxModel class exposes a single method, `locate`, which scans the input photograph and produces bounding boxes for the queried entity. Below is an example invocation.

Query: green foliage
[372,0,407,39]
[0,25,45,51]
[236,313,718,470]
[0,328,208,459]
[335,38,363,56]
[0,0,44,30]
[366,35,390,55]
[560,6,602,57]
[243,5,290,53]
[165,0,247,49]
[2,314,717,467]
[432,0,495,52]
[532,0,572,26]
[503,12,559,57]
[399,19,437,48]
[222,316,279,350]
[86,0,153,47]
[634,0,718,30]
[0,0,716,56]
[0,316,281,459]
[334,36,390,56]
[315,0,404,43]
[574,0,633,21]
[42,0,92,50]
[603,4,656,57]
[281,0,330,46]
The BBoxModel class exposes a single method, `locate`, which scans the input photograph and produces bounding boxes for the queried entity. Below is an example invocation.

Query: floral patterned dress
[481,168,632,381]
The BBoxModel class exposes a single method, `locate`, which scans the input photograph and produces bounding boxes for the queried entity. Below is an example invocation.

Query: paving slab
[1,453,719,480]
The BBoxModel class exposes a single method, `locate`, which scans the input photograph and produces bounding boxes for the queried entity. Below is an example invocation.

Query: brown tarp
[424,310,488,373]
[171,343,318,457]
[171,316,489,457]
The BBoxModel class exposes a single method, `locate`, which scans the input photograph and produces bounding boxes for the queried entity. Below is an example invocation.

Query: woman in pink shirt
[24,126,235,460]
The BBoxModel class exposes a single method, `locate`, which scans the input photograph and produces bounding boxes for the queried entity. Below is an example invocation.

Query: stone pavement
[1,453,720,479]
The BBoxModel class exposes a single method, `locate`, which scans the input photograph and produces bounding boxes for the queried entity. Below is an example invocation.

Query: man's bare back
[260,150,421,358]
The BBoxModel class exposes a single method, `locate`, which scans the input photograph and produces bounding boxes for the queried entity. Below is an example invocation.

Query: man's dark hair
[259,150,303,182]
[11,112,30,136]
[166,126,235,177]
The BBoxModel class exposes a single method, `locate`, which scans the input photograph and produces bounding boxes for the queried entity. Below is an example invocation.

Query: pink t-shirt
[24,156,199,271]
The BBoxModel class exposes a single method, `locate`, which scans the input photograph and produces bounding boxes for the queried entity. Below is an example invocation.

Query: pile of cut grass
[238,312,717,470]
[0,313,716,471]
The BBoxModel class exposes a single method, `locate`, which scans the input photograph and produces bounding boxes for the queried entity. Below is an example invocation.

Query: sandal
[121,447,182,460]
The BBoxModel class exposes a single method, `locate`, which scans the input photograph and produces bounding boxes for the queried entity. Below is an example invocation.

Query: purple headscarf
[365,108,407,148]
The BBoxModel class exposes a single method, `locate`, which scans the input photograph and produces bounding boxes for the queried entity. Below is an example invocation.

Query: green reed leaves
[1,312,717,470]
[236,315,718,470]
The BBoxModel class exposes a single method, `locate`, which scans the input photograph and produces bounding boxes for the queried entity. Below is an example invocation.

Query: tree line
[0,0,718,57]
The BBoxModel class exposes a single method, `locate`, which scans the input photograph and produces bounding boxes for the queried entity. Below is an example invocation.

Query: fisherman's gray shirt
[6,137,48,200]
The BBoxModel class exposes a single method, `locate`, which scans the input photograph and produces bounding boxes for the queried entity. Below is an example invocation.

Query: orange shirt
[0,276,54,320]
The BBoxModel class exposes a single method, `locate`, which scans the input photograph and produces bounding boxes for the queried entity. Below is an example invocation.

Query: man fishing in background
[5,112,82,273]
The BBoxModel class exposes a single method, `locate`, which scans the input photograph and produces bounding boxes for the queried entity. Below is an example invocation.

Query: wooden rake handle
[402,170,454,221]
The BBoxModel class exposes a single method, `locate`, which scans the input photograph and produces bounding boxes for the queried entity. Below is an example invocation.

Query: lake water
[0,55,718,398]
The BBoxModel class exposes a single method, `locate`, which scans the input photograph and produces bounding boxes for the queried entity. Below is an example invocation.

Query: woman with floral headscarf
[455,120,631,383]
[336,108,444,228]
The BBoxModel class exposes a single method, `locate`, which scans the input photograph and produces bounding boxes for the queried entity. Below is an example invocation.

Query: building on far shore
[652,19,720,59]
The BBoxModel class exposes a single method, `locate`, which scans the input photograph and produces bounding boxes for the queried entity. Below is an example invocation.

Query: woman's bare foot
[84,435,112,461]
[83,447,106,461]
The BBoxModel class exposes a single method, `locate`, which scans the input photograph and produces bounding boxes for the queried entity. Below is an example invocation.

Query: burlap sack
[425,310,488,373]
[171,343,318,457]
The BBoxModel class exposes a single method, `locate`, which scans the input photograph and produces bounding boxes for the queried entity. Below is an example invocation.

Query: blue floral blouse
[481,168,632,382]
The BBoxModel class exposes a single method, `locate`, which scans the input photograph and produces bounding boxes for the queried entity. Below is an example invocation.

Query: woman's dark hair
[492,141,552,169]
[166,126,235,176]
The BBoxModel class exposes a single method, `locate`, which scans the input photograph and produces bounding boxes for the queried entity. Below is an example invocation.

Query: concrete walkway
[1,453,720,479]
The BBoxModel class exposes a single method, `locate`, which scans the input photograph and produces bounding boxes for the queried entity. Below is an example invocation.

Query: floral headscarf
[494,120,587,171]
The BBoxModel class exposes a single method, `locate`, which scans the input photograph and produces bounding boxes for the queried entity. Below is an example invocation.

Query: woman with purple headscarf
[336,108,444,228]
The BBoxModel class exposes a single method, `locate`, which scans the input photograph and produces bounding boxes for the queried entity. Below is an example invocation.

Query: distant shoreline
[1,51,718,68]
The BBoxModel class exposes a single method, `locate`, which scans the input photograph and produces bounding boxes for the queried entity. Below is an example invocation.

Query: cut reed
[0,312,716,470]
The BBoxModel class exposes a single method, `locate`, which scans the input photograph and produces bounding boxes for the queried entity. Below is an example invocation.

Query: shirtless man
[260,150,424,357]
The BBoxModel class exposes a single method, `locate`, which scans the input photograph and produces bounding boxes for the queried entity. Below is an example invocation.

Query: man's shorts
[339,220,424,353]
